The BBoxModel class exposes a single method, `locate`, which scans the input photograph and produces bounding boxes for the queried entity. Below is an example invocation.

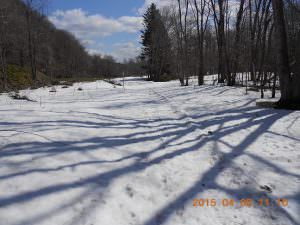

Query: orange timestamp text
[193,198,289,207]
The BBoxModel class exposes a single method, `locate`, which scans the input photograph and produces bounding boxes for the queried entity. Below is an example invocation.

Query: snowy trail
[0,78,299,225]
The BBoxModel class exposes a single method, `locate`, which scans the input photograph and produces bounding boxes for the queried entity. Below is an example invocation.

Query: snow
[0,77,299,225]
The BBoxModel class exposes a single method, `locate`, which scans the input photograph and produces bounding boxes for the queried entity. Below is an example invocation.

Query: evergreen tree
[140,3,172,82]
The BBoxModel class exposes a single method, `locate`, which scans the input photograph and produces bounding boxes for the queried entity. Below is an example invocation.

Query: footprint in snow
[162,176,168,184]
[126,185,135,198]
[176,207,185,217]
[260,185,273,193]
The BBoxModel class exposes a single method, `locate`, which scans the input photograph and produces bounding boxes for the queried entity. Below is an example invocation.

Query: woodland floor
[0,77,299,225]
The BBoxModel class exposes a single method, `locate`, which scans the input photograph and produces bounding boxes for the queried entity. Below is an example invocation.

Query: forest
[0,0,142,90]
[0,0,299,108]
[140,0,300,108]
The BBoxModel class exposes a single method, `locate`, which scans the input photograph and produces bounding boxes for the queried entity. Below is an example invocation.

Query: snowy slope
[0,78,299,225]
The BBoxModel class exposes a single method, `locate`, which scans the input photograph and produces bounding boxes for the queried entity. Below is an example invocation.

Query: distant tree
[102,55,116,78]
[193,0,210,86]
[140,3,172,82]
[24,0,39,81]
[176,0,190,86]
[0,0,10,90]
[231,0,245,86]
[210,0,230,84]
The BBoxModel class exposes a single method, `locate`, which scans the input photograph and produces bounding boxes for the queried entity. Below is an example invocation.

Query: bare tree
[24,0,47,81]
[210,0,230,83]
[272,0,300,107]
[231,0,245,86]
[0,1,11,90]
[177,0,191,86]
[192,0,210,85]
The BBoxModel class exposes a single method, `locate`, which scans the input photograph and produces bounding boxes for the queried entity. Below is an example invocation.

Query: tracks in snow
[148,88,201,130]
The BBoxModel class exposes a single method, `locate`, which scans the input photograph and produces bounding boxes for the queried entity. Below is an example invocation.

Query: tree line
[0,0,142,90]
[140,0,300,108]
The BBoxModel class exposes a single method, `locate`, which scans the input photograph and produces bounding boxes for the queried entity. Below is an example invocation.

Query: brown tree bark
[231,0,245,86]
[0,4,9,90]
[0,47,8,90]
[211,0,230,84]
[194,0,209,86]
[272,0,300,107]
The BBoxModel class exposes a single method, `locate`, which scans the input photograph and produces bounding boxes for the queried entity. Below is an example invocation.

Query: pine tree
[140,3,172,82]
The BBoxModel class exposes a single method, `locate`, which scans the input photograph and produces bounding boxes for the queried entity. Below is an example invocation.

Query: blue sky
[49,0,145,17]
[47,0,237,62]
[47,0,154,62]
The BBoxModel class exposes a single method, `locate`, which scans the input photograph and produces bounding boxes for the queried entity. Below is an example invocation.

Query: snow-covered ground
[0,77,299,225]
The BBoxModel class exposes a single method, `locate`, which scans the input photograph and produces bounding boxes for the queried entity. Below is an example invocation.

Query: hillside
[0,0,142,91]
[3,65,50,91]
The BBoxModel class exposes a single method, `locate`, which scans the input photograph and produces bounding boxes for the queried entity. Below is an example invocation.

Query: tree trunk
[194,0,207,86]
[232,0,245,86]
[0,47,8,90]
[272,0,300,107]
[26,8,37,81]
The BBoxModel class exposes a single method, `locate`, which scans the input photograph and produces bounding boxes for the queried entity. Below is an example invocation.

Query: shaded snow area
[0,77,299,225]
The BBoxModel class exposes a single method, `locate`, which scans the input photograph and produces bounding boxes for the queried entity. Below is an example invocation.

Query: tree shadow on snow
[0,103,299,225]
